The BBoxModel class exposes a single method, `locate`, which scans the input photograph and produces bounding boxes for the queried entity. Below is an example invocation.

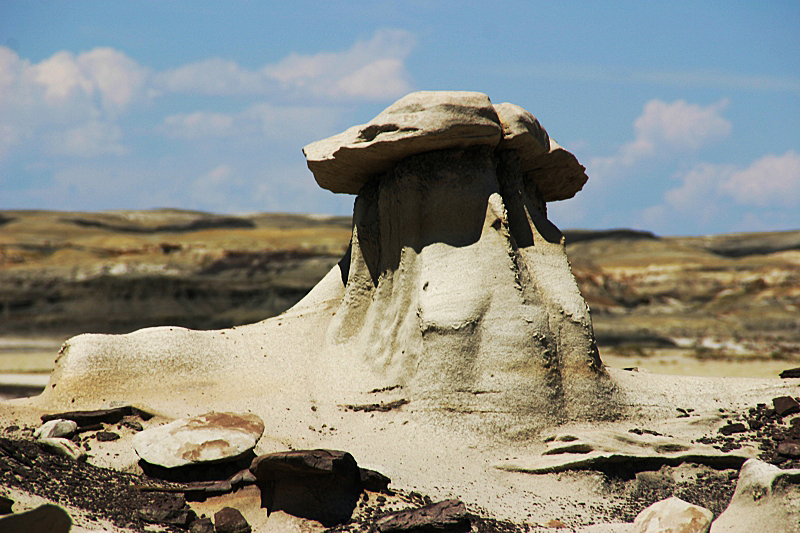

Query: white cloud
[47,121,129,157]
[264,29,415,100]
[720,150,800,208]
[161,111,236,139]
[160,103,339,141]
[156,58,270,95]
[590,99,731,181]
[154,29,414,101]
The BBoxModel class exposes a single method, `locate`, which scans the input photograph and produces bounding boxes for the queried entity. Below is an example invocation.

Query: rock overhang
[303,91,588,202]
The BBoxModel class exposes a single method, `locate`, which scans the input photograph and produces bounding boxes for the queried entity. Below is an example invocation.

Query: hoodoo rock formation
[3,91,798,530]
[306,91,614,430]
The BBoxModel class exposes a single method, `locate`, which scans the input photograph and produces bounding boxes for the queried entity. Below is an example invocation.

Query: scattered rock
[41,405,151,426]
[189,516,215,533]
[0,503,72,533]
[38,437,87,462]
[250,449,362,526]
[95,430,120,442]
[303,91,502,195]
[779,367,800,379]
[375,499,471,533]
[137,507,197,526]
[214,506,251,533]
[132,412,264,468]
[772,396,800,417]
[360,467,391,492]
[718,423,747,436]
[777,440,800,458]
[710,459,800,532]
[633,497,712,533]
[33,419,78,440]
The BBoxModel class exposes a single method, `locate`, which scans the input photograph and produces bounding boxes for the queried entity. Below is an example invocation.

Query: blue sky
[1,1,798,235]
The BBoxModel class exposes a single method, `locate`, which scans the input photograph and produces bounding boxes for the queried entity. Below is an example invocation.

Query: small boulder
[189,517,215,533]
[34,419,78,440]
[214,507,251,533]
[777,440,800,458]
[375,499,471,533]
[0,503,72,533]
[250,449,362,526]
[772,396,800,417]
[132,412,264,468]
[633,497,712,533]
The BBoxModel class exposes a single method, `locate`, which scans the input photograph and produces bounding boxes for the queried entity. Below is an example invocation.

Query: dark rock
[773,396,800,417]
[360,467,391,492]
[0,494,13,514]
[137,507,197,526]
[719,423,747,435]
[190,516,215,533]
[214,507,251,533]
[95,431,120,442]
[41,405,152,427]
[0,503,72,533]
[777,441,800,458]
[780,367,800,379]
[250,449,361,526]
[375,499,471,533]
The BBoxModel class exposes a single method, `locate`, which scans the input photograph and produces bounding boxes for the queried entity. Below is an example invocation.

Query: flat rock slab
[133,412,264,468]
[375,499,471,533]
[304,91,502,195]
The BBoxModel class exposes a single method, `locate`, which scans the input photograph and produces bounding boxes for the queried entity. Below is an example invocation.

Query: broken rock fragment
[375,499,471,533]
[633,497,712,533]
[250,449,362,526]
[132,412,264,468]
[34,419,78,440]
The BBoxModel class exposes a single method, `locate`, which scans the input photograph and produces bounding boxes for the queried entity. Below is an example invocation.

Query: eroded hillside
[1,210,798,376]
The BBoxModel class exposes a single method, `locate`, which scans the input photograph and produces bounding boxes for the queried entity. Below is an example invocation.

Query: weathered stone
[495,102,587,201]
[780,367,800,379]
[250,449,359,479]
[777,440,800,458]
[772,395,800,416]
[189,516,215,533]
[41,405,151,426]
[304,91,502,194]
[0,503,71,533]
[95,430,120,441]
[132,412,264,468]
[34,419,77,440]
[375,499,471,533]
[360,467,391,492]
[38,437,87,462]
[633,497,712,533]
[250,449,361,526]
[137,507,197,526]
[719,422,747,435]
[710,459,800,533]
[214,507,251,533]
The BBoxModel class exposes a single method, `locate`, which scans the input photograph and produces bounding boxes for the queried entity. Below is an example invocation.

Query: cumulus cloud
[720,150,800,208]
[590,99,732,180]
[154,29,414,101]
[638,150,800,234]
[266,29,415,100]
[160,103,339,141]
